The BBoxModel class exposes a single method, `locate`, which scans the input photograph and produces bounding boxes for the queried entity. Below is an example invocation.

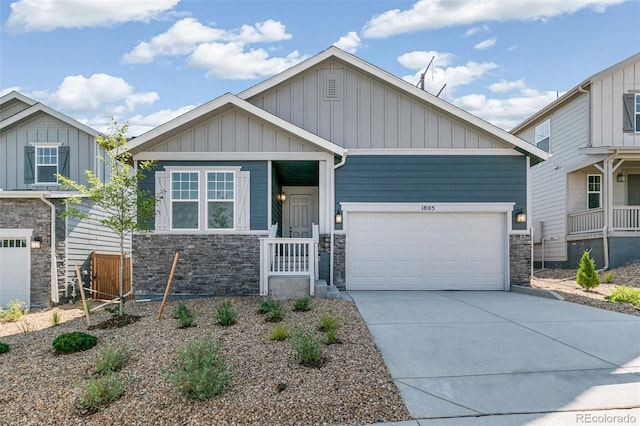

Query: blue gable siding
[140,161,268,231]
[335,155,527,230]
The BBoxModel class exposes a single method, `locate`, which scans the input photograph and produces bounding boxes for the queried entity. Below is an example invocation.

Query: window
[636,94,640,132]
[171,172,199,229]
[587,175,601,209]
[36,146,58,184]
[207,172,234,229]
[623,93,640,133]
[534,120,550,152]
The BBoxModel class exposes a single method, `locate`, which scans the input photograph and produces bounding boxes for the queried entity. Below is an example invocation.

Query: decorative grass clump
[215,299,237,326]
[93,344,130,375]
[0,342,9,354]
[52,332,98,354]
[173,300,195,328]
[606,286,640,307]
[576,250,600,291]
[78,373,125,410]
[269,323,289,341]
[319,313,340,344]
[603,271,614,284]
[290,326,324,367]
[0,299,29,322]
[293,296,311,312]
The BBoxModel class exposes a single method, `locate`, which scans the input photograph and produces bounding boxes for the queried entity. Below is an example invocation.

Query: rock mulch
[0,297,410,426]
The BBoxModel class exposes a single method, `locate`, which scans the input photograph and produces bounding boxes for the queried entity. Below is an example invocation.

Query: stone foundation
[510,234,532,286]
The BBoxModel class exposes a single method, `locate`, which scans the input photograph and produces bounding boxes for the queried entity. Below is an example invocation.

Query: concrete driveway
[349,291,640,424]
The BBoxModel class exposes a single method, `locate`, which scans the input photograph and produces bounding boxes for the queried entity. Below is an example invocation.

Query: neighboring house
[127,46,547,298]
[0,91,123,308]
[512,52,640,270]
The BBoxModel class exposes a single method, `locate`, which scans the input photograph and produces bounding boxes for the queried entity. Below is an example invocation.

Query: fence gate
[91,252,133,301]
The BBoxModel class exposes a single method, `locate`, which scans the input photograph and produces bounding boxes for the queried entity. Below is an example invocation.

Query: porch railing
[612,206,640,230]
[259,223,318,296]
[568,206,640,234]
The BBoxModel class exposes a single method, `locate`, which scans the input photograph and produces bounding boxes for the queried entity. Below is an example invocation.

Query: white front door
[282,187,318,238]
[0,229,32,307]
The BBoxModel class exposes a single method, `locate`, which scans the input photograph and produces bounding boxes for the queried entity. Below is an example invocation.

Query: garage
[344,203,510,291]
[0,229,31,307]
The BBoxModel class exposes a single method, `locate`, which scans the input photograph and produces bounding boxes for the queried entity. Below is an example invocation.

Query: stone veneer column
[332,233,346,290]
[510,234,532,286]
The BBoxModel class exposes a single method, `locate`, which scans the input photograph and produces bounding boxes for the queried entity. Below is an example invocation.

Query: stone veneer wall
[510,234,532,286]
[333,233,346,290]
[133,233,262,296]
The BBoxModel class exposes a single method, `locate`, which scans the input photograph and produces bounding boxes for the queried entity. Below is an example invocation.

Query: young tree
[58,119,160,316]
[576,249,601,291]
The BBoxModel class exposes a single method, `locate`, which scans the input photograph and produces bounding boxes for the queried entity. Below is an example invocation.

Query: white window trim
[170,171,200,231]
[635,94,640,134]
[534,119,551,152]
[587,174,602,209]
[206,170,236,230]
[35,145,59,185]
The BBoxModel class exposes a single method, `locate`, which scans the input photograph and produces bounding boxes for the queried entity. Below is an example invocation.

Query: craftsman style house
[127,46,548,298]
[512,52,640,270]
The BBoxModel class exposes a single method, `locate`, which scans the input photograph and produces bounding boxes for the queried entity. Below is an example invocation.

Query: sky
[1,0,639,136]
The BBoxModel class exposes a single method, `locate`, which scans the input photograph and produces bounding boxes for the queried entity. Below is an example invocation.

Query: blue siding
[335,155,528,230]
[140,161,268,231]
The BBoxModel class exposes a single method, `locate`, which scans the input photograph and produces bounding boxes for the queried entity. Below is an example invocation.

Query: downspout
[40,194,59,304]
[330,150,348,286]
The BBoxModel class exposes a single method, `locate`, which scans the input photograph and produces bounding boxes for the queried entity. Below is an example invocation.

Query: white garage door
[0,230,31,307]
[347,211,507,290]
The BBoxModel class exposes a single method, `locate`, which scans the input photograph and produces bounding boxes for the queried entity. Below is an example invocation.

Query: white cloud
[474,37,496,50]
[489,79,526,93]
[126,105,197,137]
[333,31,362,54]
[362,0,624,38]
[464,24,489,36]
[397,50,455,69]
[6,0,179,32]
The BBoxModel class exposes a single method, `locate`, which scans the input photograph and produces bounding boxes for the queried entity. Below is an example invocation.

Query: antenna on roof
[436,84,446,98]
[417,56,435,91]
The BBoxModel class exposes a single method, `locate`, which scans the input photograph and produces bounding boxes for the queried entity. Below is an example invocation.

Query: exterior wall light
[515,210,527,224]
[31,236,42,249]
[335,211,343,224]
[276,193,286,202]
[617,172,626,183]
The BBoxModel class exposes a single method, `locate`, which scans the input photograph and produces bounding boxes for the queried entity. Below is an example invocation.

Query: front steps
[267,277,341,300]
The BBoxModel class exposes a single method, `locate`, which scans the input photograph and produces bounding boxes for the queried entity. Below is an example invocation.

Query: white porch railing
[612,206,640,230]
[259,223,318,296]
[568,206,640,233]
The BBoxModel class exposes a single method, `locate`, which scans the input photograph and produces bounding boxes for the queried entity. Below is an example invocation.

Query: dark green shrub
[576,250,600,291]
[606,286,640,306]
[215,299,237,326]
[93,344,130,374]
[167,336,231,400]
[173,301,195,328]
[266,303,284,323]
[0,342,9,354]
[257,296,279,314]
[293,296,311,312]
[0,299,29,321]
[52,332,98,354]
[79,373,125,409]
[290,326,324,367]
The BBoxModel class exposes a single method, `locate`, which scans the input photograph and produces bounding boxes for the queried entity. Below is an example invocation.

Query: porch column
[606,158,613,232]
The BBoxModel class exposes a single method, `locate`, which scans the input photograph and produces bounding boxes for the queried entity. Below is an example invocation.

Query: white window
[36,146,58,184]
[207,172,234,229]
[587,174,601,209]
[636,94,640,132]
[534,120,550,153]
[171,172,199,230]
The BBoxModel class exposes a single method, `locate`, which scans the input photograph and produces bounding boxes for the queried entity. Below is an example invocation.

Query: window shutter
[235,171,251,231]
[155,171,170,231]
[58,146,70,178]
[623,93,635,132]
[24,146,35,184]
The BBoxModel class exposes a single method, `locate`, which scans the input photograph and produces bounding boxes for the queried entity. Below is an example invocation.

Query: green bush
[93,344,130,375]
[603,271,614,283]
[293,296,311,312]
[173,301,195,328]
[265,303,284,323]
[606,286,640,307]
[53,332,98,354]
[79,373,125,409]
[269,323,289,341]
[0,300,29,322]
[0,342,9,354]
[215,299,237,326]
[167,336,231,400]
[290,326,323,367]
[576,250,600,291]
[257,296,279,314]
[320,313,340,344]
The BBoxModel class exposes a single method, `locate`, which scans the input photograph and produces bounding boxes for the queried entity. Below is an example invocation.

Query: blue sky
[1,0,639,136]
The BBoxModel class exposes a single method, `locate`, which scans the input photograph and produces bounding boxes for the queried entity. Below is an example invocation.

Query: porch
[568,206,640,234]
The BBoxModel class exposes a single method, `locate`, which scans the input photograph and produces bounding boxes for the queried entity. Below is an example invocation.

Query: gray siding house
[128,47,547,297]
[0,91,123,307]
[512,52,640,270]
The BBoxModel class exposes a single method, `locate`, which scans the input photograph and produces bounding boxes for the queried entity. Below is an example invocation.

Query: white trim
[133,151,336,162]
[0,102,99,136]
[526,156,532,230]
[587,174,602,209]
[0,190,87,199]
[29,142,64,147]
[0,90,37,107]
[205,170,236,230]
[346,148,521,156]
[147,230,269,236]
[0,228,33,238]
[340,202,514,213]
[34,145,59,185]
[170,170,201,231]
[267,160,272,228]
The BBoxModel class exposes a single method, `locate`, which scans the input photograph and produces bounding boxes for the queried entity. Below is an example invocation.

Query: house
[0,91,124,308]
[127,46,548,298]
[511,53,640,270]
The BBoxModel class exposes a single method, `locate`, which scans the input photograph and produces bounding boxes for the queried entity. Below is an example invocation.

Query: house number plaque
[421,205,436,211]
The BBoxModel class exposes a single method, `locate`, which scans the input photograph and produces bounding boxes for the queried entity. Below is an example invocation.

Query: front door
[282,187,318,238]
[629,174,640,205]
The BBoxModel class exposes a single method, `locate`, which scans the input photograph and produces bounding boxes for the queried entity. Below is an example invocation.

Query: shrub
[51,310,60,326]
[269,323,289,341]
[293,296,311,312]
[0,342,9,354]
[290,326,323,367]
[52,332,98,354]
[576,250,600,291]
[215,299,237,326]
[93,343,130,374]
[78,373,125,409]
[606,286,640,307]
[257,297,279,314]
[603,271,614,283]
[173,301,195,328]
[265,303,284,323]
[319,313,340,344]
[167,336,231,400]
[0,300,29,321]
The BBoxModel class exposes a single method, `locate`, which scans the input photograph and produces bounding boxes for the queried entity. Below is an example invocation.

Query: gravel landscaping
[0,297,410,426]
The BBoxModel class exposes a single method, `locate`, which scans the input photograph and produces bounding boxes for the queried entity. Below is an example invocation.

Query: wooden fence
[91,251,133,300]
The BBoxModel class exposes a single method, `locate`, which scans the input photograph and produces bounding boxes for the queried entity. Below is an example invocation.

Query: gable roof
[239,46,548,164]
[0,90,99,137]
[126,92,345,156]
[511,52,640,134]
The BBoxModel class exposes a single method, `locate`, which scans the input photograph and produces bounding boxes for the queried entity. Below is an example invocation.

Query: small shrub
[257,297,279,314]
[293,296,311,312]
[173,301,195,328]
[173,300,189,318]
[51,310,60,326]
[79,373,125,409]
[93,344,130,374]
[52,332,98,354]
[576,250,600,291]
[290,326,323,367]
[0,299,29,321]
[215,299,237,326]
[606,286,640,307]
[167,336,231,400]
[269,323,289,341]
[319,313,340,344]
[0,342,9,354]
[603,271,614,283]
[266,303,284,323]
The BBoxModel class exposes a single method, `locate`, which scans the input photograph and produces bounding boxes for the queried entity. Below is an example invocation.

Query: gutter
[40,194,59,304]
[330,150,348,286]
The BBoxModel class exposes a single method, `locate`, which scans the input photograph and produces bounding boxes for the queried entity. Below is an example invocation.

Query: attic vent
[324,75,340,100]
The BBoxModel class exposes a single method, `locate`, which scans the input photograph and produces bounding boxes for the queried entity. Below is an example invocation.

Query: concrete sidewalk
[349,291,640,424]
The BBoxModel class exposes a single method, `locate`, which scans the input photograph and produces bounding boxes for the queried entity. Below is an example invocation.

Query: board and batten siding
[0,99,31,121]
[247,59,512,151]
[591,58,640,147]
[335,155,527,230]
[146,107,322,154]
[0,112,97,190]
